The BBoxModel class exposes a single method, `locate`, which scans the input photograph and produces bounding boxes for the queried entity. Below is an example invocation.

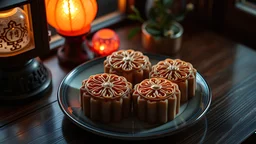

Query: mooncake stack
[80,50,197,124]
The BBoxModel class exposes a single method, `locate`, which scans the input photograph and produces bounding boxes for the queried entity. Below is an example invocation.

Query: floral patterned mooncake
[80,73,132,123]
[133,78,181,124]
[150,59,196,103]
[104,49,151,85]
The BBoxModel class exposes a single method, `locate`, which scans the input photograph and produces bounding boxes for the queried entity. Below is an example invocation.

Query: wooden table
[1,24,256,144]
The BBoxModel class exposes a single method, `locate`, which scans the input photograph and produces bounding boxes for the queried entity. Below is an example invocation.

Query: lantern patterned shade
[0,7,31,53]
[45,0,97,36]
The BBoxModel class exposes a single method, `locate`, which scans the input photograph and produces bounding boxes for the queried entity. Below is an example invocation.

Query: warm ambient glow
[0,7,31,53]
[45,0,97,36]
[0,8,17,17]
[92,29,120,56]
[118,0,127,13]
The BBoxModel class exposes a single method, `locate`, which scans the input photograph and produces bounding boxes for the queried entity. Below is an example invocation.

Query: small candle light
[92,29,120,56]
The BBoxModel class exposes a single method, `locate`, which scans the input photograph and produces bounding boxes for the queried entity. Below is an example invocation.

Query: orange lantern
[45,0,98,67]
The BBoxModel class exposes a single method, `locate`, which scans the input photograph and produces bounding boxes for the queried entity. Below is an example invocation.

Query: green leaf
[129,5,144,22]
[129,15,144,23]
[128,27,141,39]
[128,15,139,21]
[131,5,140,16]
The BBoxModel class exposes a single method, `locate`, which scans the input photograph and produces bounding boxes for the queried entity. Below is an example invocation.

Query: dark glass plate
[57,54,212,140]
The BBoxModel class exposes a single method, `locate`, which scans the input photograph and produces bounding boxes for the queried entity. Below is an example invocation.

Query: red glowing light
[92,29,120,56]
[100,45,105,51]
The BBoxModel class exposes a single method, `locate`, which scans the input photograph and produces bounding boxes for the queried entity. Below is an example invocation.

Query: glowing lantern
[92,29,120,56]
[0,7,31,53]
[45,0,98,67]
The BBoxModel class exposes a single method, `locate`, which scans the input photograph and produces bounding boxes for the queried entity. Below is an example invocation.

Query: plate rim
[57,54,212,140]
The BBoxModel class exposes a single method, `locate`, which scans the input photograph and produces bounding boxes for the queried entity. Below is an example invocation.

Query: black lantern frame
[0,0,50,64]
[0,0,52,101]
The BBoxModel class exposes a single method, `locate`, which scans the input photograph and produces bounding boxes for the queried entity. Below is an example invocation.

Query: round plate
[57,54,212,140]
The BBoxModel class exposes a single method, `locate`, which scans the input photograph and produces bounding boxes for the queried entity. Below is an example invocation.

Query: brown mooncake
[104,49,151,85]
[80,73,132,123]
[150,59,196,103]
[132,78,181,124]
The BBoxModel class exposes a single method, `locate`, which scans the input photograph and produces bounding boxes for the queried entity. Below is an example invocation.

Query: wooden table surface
[1,24,256,144]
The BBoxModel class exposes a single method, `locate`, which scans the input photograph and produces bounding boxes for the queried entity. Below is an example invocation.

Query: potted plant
[128,0,194,55]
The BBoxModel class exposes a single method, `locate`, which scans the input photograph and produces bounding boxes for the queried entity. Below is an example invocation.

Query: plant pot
[141,21,183,56]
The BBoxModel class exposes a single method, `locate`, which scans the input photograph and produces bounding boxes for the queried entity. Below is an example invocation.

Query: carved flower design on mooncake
[134,78,178,101]
[83,73,131,99]
[106,49,149,71]
[150,59,194,82]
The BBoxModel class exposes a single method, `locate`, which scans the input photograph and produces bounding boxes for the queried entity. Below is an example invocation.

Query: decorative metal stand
[0,59,52,101]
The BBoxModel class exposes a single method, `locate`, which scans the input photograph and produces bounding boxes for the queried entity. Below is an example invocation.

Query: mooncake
[80,73,132,123]
[104,49,151,85]
[150,59,196,103]
[132,78,181,124]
